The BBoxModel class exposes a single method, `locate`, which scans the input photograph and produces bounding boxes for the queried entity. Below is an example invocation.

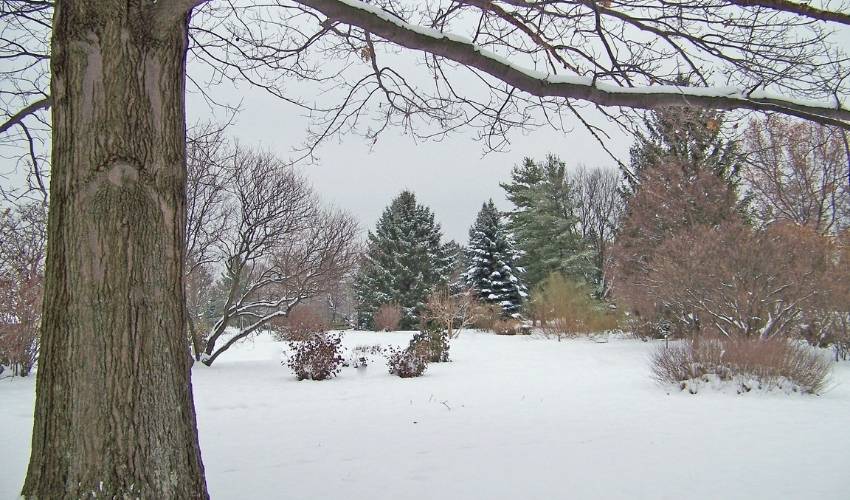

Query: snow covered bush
[285,333,345,381]
[530,272,619,340]
[409,325,450,363]
[651,336,832,394]
[347,344,385,368]
[373,303,402,332]
[386,346,428,378]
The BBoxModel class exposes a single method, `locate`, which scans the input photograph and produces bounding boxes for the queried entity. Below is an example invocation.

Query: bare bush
[491,318,522,336]
[651,337,832,394]
[285,332,345,381]
[643,222,830,339]
[272,304,330,342]
[386,346,428,378]
[531,273,619,341]
[373,303,402,332]
[347,344,385,369]
[471,302,503,331]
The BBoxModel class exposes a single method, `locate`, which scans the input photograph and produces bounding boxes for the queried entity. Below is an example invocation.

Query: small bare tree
[609,159,740,334]
[198,146,359,365]
[424,287,478,339]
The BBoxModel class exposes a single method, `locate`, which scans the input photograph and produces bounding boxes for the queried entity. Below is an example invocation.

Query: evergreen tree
[442,239,469,294]
[354,191,451,329]
[501,155,594,287]
[464,200,528,317]
[625,104,740,197]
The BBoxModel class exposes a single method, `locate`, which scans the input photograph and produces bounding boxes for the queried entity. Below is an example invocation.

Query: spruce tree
[464,200,528,317]
[501,155,594,288]
[354,191,450,329]
[625,105,740,196]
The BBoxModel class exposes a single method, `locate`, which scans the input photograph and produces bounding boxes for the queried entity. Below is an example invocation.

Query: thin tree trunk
[23,1,208,497]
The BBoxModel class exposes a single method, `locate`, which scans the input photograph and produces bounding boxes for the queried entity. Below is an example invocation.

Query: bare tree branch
[727,0,850,26]
[0,97,50,135]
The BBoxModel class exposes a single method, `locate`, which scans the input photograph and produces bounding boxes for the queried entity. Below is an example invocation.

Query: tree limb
[0,97,51,136]
[726,0,850,26]
[294,0,850,128]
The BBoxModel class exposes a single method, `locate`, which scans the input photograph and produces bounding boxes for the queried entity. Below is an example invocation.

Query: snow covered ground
[2,331,849,499]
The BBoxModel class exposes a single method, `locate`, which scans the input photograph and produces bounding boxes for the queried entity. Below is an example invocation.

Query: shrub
[373,303,402,331]
[619,222,830,340]
[492,318,521,335]
[0,323,38,377]
[651,336,832,394]
[409,324,450,362]
[470,302,502,331]
[272,304,329,341]
[285,332,345,381]
[347,344,385,368]
[530,273,619,340]
[387,346,428,378]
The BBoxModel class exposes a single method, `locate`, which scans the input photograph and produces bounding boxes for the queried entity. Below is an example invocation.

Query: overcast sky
[186,76,631,243]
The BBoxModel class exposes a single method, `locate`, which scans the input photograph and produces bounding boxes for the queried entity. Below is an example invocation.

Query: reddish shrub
[651,336,832,394]
[373,303,402,332]
[285,332,345,381]
[273,304,329,341]
[387,346,428,378]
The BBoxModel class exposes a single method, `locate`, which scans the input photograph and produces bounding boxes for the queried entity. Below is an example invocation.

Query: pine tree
[354,191,451,329]
[501,155,594,287]
[464,200,528,317]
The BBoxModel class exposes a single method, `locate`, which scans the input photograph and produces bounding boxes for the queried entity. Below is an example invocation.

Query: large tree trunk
[23,1,208,498]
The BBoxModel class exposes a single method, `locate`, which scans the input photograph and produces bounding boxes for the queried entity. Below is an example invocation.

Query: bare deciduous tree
[571,165,623,295]
[197,147,360,365]
[743,116,850,234]
[609,159,740,328]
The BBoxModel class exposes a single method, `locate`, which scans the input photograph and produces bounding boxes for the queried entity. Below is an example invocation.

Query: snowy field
[2,330,849,499]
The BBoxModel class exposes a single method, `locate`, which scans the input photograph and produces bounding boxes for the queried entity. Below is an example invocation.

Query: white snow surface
[2,331,850,499]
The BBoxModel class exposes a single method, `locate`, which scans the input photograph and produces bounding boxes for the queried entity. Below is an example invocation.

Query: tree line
[347,109,850,357]
[1,0,848,496]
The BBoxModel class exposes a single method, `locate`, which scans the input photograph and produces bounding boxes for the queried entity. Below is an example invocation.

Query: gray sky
[187,79,630,243]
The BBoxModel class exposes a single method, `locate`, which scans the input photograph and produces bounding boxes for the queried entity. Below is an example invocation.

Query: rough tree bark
[22,1,208,498]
